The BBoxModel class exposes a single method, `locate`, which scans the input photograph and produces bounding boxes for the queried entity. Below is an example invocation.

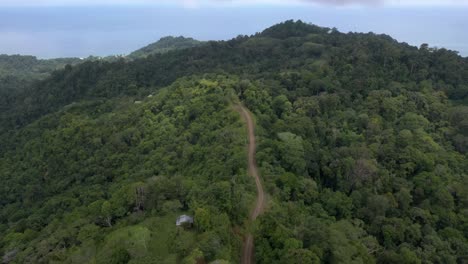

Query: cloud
[281,0,468,6]
[376,0,468,6]
[300,0,382,6]
[1,0,468,7]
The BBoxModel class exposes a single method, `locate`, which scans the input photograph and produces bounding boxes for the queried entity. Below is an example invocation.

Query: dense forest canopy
[0,55,84,114]
[0,54,84,79]
[1,20,467,263]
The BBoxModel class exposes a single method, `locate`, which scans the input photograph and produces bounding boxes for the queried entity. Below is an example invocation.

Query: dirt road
[236,104,265,264]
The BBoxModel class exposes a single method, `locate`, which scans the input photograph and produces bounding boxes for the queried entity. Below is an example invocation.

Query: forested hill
[0,55,85,125]
[1,20,468,263]
[128,36,205,59]
[0,54,83,79]
[2,21,468,134]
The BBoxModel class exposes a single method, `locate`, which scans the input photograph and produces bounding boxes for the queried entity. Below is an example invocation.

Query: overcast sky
[0,0,467,58]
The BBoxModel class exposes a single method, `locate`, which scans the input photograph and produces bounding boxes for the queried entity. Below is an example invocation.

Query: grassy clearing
[66,212,197,264]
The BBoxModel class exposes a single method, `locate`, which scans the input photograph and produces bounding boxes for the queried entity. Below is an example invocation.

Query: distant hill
[0,55,85,114]
[0,37,204,80]
[128,36,205,59]
[0,54,83,80]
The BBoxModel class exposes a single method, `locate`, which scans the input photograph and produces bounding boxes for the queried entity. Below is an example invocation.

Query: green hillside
[1,20,468,263]
[0,55,85,116]
[1,77,251,263]
[0,54,83,80]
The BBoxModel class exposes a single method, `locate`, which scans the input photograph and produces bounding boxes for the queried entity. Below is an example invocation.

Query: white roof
[176,215,194,226]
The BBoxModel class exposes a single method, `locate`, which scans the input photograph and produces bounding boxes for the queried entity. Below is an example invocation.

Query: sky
[0,0,467,58]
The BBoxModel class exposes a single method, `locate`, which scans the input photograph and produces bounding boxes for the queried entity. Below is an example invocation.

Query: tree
[346,158,378,193]
[101,201,113,227]
[109,247,131,264]
[195,208,211,232]
[277,132,306,175]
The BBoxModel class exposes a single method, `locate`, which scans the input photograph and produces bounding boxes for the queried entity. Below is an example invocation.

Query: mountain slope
[0,55,85,118]
[3,21,468,135]
[0,54,83,80]
[0,76,252,263]
[1,20,468,263]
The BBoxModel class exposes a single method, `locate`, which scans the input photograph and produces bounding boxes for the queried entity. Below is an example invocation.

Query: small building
[176,215,194,228]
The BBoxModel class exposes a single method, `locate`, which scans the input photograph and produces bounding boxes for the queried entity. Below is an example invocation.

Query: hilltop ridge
[128,36,205,59]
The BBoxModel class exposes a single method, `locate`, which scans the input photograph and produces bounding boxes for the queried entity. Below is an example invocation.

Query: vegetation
[0,77,252,263]
[1,20,468,263]
[0,54,83,79]
[0,54,85,122]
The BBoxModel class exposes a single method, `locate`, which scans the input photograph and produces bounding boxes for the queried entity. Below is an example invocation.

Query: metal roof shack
[176,215,194,227]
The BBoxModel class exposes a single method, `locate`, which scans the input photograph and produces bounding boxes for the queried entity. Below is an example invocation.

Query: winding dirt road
[236,105,265,264]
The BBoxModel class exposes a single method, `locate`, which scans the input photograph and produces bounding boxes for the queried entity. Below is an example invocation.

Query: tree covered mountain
[0,54,84,80]
[1,20,468,263]
[128,36,205,59]
[0,55,84,132]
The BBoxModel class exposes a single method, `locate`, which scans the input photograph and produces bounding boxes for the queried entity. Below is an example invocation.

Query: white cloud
[1,0,468,7]
[386,0,468,6]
